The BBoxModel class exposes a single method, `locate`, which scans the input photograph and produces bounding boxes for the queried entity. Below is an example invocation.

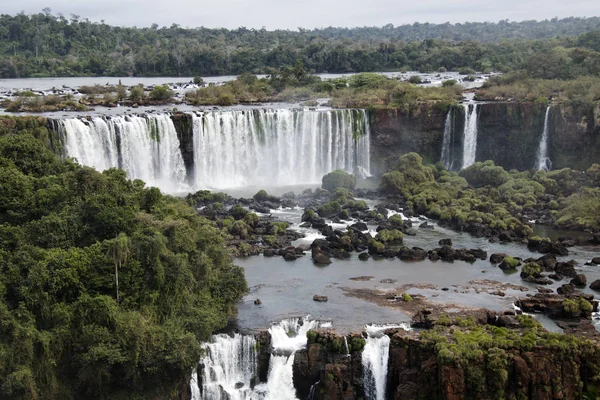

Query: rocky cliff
[293,327,600,400]
[369,102,600,174]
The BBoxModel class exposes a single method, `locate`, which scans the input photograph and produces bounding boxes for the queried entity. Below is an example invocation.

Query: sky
[3,0,600,30]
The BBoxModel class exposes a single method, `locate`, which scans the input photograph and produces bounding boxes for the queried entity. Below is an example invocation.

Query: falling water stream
[536,106,552,171]
[461,103,479,169]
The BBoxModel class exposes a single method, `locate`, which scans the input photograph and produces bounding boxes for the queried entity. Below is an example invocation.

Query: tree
[105,232,131,303]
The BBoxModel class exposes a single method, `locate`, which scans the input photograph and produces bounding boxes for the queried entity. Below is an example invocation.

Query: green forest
[1,11,600,77]
[0,121,247,399]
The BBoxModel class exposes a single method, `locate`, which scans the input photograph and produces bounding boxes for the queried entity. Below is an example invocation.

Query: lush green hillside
[0,132,247,399]
[1,12,600,77]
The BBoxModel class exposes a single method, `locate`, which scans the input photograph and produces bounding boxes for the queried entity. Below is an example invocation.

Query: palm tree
[106,233,131,303]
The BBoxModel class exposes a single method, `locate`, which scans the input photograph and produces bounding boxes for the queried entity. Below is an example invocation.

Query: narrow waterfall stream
[440,109,454,170]
[362,324,411,400]
[461,103,479,169]
[536,106,552,171]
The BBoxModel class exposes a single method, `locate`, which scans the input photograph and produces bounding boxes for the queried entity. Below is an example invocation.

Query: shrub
[375,229,404,243]
[442,79,457,87]
[401,293,414,302]
[149,85,174,101]
[317,201,342,218]
[501,256,520,270]
[321,169,356,192]
[521,262,542,277]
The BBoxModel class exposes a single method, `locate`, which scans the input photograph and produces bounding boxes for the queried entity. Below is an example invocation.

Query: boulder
[313,253,332,265]
[555,260,577,278]
[358,252,370,261]
[313,295,328,302]
[438,238,453,246]
[499,257,521,271]
[490,253,508,264]
[254,299,262,305]
[469,248,487,260]
[283,252,297,261]
[591,257,600,265]
[398,247,427,261]
[557,284,575,296]
[438,245,455,262]
[590,280,600,291]
[350,222,368,232]
[570,274,587,287]
[537,254,557,271]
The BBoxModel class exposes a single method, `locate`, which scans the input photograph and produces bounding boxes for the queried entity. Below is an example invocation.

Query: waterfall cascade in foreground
[536,106,552,171]
[191,109,370,189]
[440,110,455,170]
[194,333,259,400]
[57,109,370,192]
[58,114,187,192]
[362,324,411,400]
[461,103,479,169]
[191,317,319,400]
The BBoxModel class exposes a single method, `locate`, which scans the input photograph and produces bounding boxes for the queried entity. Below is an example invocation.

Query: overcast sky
[3,0,599,30]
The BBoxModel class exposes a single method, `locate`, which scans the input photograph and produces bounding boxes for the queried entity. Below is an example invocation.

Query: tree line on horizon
[0,11,599,78]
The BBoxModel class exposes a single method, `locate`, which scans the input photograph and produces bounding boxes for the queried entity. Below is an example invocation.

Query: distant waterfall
[536,106,552,171]
[194,333,260,399]
[461,103,479,169]
[440,110,454,170]
[362,324,411,400]
[191,317,320,400]
[58,114,187,192]
[191,109,371,189]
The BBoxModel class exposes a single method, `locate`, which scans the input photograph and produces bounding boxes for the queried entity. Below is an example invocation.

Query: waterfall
[58,114,188,193]
[362,324,411,400]
[461,103,479,169]
[191,109,371,189]
[263,317,320,399]
[440,109,454,170]
[195,333,260,400]
[536,106,552,171]
[56,109,370,193]
[191,317,320,400]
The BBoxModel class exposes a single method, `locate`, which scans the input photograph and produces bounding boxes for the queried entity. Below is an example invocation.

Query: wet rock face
[368,102,600,173]
[294,331,600,400]
[293,341,364,400]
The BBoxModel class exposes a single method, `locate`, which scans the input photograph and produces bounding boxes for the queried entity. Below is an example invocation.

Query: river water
[233,199,600,333]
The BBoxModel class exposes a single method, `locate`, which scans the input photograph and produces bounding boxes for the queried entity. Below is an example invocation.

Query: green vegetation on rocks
[321,170,356,192]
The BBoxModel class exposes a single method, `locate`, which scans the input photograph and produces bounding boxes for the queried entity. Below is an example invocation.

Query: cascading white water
[191,109,371,189]
[57,109,370,193]
[59,114,188,192]
[536,106,552,171]
[191,317,320,400]
[262,317,320,399]
[461,103,479,169]
[195,333,259,400]
[440,110,454,170]
[362,323,411,400]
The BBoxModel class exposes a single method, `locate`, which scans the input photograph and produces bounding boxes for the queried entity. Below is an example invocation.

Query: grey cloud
[3,0,599,29]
